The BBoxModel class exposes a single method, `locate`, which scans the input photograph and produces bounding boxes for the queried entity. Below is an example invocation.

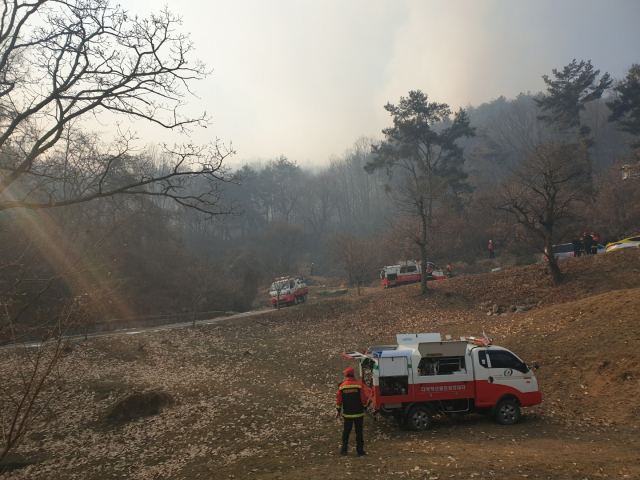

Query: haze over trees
[1,47,637,335]
[0,0,638,463]
[0,1,635,319]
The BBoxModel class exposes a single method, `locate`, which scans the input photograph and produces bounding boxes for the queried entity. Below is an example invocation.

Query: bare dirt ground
[1,248,639,479]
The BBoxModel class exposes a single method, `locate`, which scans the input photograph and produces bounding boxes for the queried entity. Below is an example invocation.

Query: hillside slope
[1,248,639,479]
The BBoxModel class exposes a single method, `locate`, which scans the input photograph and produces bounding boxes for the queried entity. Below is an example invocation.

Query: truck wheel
[302,293,307,302]
[495,399,521,425]
[294,296,299,305]
[406,405,433,431]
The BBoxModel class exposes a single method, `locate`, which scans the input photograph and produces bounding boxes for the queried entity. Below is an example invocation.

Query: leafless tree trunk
[329,234,382,295]
[182,265,216,328]
[492,142,589,285]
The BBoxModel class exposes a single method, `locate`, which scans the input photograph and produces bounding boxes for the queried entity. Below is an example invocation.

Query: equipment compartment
[418,356,466,376]
[379,376,409,396]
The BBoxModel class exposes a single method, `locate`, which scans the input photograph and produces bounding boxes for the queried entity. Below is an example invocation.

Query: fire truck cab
[342,333,541,431]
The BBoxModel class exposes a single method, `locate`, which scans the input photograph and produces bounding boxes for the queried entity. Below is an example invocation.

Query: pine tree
[607,64,640,149]
[365,90,475,294]
[535,60,612,139]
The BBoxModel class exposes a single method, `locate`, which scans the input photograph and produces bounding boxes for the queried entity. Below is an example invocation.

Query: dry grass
[1,249,639,479]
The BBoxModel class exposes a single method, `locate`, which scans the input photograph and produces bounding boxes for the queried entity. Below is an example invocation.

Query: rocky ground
[1,248,639,479]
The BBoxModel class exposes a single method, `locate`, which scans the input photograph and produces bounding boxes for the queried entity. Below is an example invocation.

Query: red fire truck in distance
[380,261,445,288]
[269,276,308,308]
[342,333,541,431]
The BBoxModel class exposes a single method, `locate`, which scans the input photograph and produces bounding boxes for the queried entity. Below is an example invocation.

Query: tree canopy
[535,59,611,138]
[607,64,640,149]
[0,0,232,214]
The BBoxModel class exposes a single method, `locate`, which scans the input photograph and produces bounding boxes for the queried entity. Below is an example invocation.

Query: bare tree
[301,171,335,253]
[329,233,382,295]
[251,257,287,310]
[0,292,99,461]
[0,0,234,214]
[492,142,589,285]
[181,264,216,328]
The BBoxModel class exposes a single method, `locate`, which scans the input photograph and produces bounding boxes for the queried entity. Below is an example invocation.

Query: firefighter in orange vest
[335,367,369,456]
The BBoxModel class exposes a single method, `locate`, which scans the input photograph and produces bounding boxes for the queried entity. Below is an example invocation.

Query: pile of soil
[104,390,174,422]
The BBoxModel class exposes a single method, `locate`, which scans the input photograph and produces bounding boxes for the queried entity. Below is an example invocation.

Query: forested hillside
[4,91,638,322]
[1,0,639,370]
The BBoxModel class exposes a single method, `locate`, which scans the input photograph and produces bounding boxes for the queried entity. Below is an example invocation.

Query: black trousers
[342,416,364,450]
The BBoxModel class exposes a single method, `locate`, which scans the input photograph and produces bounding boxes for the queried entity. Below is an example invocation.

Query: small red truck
[380,261,445,288]
[269,276,308,307]
[342,333,541,430]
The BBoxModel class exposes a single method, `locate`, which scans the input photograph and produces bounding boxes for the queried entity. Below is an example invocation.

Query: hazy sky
[120,0,640,167]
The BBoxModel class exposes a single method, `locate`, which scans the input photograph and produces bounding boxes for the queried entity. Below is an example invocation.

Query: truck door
[487,349,534,395]
[471,348,494,406]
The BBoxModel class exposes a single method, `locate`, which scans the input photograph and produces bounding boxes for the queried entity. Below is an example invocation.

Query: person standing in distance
[583,232,592,256]
[335,367,369,456]
[571,236,580,258]
[488,240,495,259]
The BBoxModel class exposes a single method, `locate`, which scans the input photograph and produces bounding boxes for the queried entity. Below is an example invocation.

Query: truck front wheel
[294,296,299,305]
[495,399,521,425]
[406,405,433,431]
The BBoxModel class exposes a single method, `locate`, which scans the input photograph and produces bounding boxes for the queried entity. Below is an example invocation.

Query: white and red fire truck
[342,333,541,430]
[380,261,445,288]
[269,276,308,307]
